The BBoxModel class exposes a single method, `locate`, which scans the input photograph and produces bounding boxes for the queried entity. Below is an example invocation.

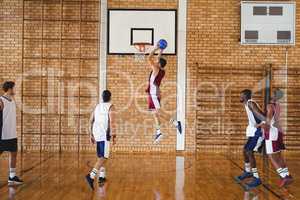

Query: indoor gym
[0,0,299,200]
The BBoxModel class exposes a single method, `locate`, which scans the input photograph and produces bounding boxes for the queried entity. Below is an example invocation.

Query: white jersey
[244,99,260,137]
[92,102,112,142]
[0,96,17,140]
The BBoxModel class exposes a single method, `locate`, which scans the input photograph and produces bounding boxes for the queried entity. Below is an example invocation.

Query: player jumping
[147,45,182,144]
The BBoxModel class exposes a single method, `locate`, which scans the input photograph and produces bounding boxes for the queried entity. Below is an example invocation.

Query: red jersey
[146,69,165,96]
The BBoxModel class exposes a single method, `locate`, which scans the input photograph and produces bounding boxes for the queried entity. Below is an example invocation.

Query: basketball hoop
[132,42,151,62]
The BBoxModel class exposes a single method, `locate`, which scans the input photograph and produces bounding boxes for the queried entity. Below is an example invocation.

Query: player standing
[147,43,182,144]
[256,89,293,187]
[235,89,265,190]
[0,81,24,185]
[85,90,116,190]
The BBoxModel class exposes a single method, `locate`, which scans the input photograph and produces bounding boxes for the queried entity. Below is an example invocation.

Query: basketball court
[0,0,299,200]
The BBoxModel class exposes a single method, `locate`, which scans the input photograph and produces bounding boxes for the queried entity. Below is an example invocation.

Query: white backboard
[241,1,296,45]
[108,9,177,54]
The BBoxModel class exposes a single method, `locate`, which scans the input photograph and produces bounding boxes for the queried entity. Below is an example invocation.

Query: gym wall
[0,0,299,153]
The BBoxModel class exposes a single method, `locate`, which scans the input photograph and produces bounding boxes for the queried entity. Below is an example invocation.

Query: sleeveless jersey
[245,99,261,137]
[0,96,17,140]
[270,103,281,128]
[92,102,112,142]
[267,103,282,140]
[146,69,165,96]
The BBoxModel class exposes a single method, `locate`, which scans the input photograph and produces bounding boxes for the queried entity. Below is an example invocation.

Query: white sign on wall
[241,1,296,45]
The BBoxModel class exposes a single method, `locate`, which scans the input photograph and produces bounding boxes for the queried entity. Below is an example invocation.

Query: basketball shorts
[96,141,110,159]
[244,129,264,152]
[148,95,161,110]
[264,129,285,155]
[0,138,18,153]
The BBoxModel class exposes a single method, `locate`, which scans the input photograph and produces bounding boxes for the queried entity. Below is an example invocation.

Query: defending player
[85,90,116,190]
[0,81,24,185]
[235,89,265,190]
[147,44,182,144]
[256,89,293,187]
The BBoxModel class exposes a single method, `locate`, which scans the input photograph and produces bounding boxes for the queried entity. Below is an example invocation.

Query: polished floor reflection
[0,152,298,200]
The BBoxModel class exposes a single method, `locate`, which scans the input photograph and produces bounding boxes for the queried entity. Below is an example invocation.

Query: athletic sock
[9,168,16,179]
[89,168,98,179]
[156,125,161,135]
[252,168,259,179]
[277,168,290,178]
[245,163,251,173]
[282,168,290,177]
[99,167,106,178]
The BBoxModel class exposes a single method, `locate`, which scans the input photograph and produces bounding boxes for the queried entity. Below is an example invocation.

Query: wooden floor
[0,152,298,200]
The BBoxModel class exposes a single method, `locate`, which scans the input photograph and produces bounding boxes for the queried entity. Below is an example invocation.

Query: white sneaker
[153,133,163,144]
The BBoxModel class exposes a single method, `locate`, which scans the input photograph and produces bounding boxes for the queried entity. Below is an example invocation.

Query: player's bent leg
[266,134,293,187]
[235,148,253,183]
[159,109,182,134]
[86,141,110,190]
[241,135,262,189]
[8,151,23,186]
[268,152,293,187]
[153,110,163,144]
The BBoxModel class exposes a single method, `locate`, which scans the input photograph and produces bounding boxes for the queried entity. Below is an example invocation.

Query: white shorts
[264,129,285,155]
[148,95,161,110]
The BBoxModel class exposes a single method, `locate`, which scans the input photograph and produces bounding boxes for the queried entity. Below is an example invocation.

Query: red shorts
[148,95,161,110]
[264,129,286,154]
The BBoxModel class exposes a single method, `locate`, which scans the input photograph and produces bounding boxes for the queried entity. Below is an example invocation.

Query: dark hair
[273,88,284,100]
[2,81,15,92]
[159,58,167,68]
[102,90,111,102]
[241,89,252,100]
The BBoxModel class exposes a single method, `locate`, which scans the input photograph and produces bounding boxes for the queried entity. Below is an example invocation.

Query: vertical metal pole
[78,0,82,154]
[99,0,107,95]
[264,64,272,110]
[21,0,25,154]
[177,0,187,151]
[59,0,63,154]
[40,0,44,153]
[263,63,272,195]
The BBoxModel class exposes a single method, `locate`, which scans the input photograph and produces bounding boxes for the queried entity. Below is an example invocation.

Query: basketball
[157,39,168,50]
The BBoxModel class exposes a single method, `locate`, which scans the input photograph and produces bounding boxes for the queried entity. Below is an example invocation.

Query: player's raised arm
[148,46,160,71]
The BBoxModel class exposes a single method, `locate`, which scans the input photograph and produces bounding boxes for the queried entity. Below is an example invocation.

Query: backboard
[108,9,177,55]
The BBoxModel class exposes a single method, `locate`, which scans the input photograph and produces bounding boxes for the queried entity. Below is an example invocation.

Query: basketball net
[133,43,151,62]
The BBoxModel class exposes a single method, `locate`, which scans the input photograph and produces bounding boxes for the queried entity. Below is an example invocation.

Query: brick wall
[1,0,299,153]
[190,0,300,152]
[0,0,23,145]
[1,0,100,152]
